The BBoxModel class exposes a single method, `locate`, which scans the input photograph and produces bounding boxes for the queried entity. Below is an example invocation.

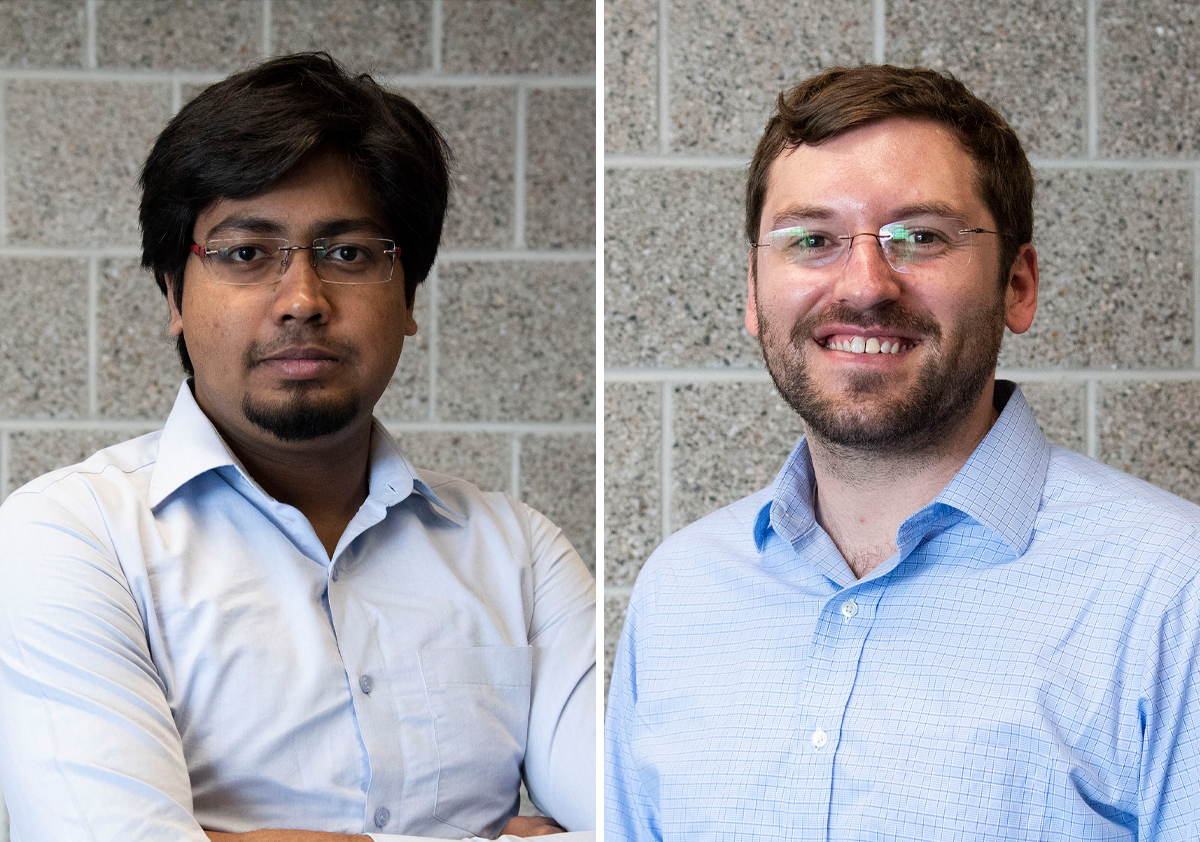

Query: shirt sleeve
[368,833,597,841]
[1139,568,1200,839]
[518,503,596,832]
[0,490,209,841]
[603,579,661,842]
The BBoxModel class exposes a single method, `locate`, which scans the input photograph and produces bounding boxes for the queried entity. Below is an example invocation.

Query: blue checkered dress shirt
[606,382,1200,840]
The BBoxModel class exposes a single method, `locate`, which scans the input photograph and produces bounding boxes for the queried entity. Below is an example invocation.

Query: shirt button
[841,599,858,619]
[359,674,374,695]
[374,807,390,828]
[812,729,828,749]
[330,567,339,582]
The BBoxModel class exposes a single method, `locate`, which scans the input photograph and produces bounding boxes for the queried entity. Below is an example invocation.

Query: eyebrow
[768,205,838,230]
[767,201,971,231]
[202,215,391,241]
[888,202,970,224]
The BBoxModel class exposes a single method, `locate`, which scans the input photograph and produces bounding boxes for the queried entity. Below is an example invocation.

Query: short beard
[758,295,1006,457]
[240,335,362,442]
[242,386,360,442]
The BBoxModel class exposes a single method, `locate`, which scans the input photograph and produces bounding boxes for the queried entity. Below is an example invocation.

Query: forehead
[761,117,988,228]
[193,151,385,238]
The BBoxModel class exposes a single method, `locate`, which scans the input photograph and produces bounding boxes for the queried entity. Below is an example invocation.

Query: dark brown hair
[745,64,1033,279]
[139,52,452,376]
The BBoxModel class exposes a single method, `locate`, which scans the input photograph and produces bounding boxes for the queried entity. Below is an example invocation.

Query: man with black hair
[0,53,594,842]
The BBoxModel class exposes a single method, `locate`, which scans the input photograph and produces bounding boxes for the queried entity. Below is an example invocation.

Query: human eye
[210,241,276,265]
[766,226,839,263]
[883,220,956,249]
[316,239,380,267]
[327,243,370,263]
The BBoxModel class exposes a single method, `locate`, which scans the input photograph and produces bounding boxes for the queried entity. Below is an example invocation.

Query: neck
[216,415,374,560]
[808,386,1000,580]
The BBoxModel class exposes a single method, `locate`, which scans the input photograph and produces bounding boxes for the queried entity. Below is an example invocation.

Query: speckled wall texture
[604,0,1200,690]
[0,2,594,829]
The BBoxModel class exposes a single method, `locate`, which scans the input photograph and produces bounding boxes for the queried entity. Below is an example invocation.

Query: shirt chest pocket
[419,646,533,836]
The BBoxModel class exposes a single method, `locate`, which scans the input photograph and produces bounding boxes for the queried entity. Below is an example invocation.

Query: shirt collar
[924,380,1048,556]
[147,381,464,524]
[757,381,1049,559]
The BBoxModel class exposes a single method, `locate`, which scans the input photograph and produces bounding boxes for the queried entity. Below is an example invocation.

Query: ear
[165,275,184,337]
[1004,243,1038,335]
[745,250,760,337]
[404,304,418,337]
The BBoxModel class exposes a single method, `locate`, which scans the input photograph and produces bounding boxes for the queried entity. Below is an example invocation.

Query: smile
[820,334,919,354]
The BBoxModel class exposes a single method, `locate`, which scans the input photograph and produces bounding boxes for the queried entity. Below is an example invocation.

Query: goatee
[242,386,360,442]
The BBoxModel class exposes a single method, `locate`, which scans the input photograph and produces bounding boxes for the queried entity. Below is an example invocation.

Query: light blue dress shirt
[0,383,595,841]
[606,382,1200,840]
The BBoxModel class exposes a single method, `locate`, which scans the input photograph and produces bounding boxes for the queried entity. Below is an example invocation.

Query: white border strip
[0,83,6,248]
[261,0,272,58]
[510,435,522,497]
[657,0,670,153]
[1087,0,1099,159]
[426,262,440,421]
[873,0,886,63]
[514,85,528,249]
[87,257,99,417]
[85,0,97,69]
[660,381,673,542]
[431,0,444,73]
[1194,169,1200,367]
[1086,379,1098,459]
[0,429,9,501]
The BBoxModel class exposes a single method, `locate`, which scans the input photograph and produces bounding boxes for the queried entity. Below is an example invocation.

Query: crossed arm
[202,816,566,840]
[0,493,594,840]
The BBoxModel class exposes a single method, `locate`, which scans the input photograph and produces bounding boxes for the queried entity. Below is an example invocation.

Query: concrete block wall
[0,1,595,833]
[604,0,1200,691]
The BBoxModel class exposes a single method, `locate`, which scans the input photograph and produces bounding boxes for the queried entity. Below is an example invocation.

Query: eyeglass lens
[757,216,994,276]
[199,237,397,285]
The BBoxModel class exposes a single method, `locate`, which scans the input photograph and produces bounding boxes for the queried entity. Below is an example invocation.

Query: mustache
[244,332,360,368]
[788,301,943,344]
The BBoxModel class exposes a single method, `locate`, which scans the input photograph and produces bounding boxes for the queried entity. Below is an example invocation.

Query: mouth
[260,346,339,363]
[256,346,341,380]
[813,326,923,356]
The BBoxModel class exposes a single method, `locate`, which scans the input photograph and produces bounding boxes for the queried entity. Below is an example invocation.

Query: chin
[241,390,361,442]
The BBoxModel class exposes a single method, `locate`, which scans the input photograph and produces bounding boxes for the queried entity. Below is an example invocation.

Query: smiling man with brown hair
[605,65,1200,840]
[0,53,594,842]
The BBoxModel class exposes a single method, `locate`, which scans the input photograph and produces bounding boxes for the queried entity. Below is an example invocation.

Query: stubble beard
[757,294,1007,458]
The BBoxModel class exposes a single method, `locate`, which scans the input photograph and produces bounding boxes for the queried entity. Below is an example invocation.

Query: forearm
[205,832,368,841]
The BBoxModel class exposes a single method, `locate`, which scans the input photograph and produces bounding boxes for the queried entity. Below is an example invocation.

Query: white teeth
[826,337,912,354]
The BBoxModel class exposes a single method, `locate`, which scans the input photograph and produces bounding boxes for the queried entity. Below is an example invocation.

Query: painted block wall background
[604,0,1200,693]
[0,0,595,834]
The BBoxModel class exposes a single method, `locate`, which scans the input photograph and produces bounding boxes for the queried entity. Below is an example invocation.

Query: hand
[204,832,368,841]
[499,815,566,836]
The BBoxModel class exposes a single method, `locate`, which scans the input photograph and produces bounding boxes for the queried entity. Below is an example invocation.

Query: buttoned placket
[322,492,418,833]
[794,581,881,840]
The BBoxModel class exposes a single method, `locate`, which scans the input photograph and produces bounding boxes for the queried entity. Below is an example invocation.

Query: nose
[832,233,903,309]
[271,247,331,325]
